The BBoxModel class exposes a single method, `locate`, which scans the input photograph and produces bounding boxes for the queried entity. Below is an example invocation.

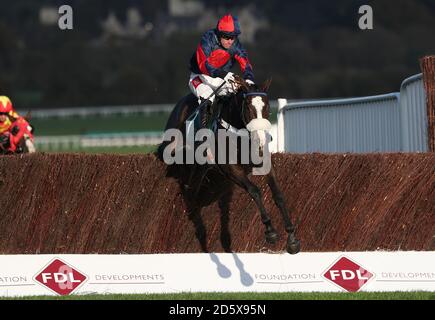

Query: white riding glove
[246,79,255,86]
[223,72,236,84]
[218,72,236,95]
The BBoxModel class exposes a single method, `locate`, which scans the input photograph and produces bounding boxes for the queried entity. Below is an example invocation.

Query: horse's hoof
[287,239,301,255]
[265,230,278,244]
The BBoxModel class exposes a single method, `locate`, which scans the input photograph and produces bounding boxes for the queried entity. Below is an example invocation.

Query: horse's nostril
[259,147,264,158]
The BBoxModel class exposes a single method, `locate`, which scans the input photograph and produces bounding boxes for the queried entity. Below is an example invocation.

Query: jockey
[0,96,20,134]
[0,96,22,151]
[189,14,255,129]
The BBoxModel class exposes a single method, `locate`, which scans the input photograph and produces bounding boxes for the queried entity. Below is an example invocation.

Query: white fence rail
[18,101,279,120]
[277,73,428,153]
[17,104,174,119]
[399,74,428,152]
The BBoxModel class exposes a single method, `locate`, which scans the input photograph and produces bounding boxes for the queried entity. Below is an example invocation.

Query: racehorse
[157,76,300,254]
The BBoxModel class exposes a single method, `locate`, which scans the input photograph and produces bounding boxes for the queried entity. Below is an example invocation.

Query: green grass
[2,291,433,300]
[31,109,276,154]
[31,113,170,136]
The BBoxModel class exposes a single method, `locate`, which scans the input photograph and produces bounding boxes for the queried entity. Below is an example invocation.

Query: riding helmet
[216,14,241,38]
[0,96,12,113]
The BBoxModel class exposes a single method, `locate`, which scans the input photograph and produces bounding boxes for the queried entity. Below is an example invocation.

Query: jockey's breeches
[188,73,234,105]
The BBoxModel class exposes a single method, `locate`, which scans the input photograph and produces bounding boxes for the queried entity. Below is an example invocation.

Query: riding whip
[197,80,227,110]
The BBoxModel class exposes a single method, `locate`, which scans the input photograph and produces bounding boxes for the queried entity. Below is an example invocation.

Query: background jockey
[0,96,20,134]
[0,95,23,151]
[188,13,255,129]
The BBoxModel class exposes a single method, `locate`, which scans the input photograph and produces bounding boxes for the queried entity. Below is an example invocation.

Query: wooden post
[420,56,435,152]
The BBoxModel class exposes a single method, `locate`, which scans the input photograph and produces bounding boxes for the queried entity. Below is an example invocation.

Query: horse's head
[232,76,273,153]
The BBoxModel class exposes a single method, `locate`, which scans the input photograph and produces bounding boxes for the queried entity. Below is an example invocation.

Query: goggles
[221,34,235,40]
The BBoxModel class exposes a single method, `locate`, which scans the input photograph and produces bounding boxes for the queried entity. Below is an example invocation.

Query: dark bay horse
[157,77,300,254]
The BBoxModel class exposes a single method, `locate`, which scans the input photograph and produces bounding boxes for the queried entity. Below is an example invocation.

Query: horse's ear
[261,78,272,92]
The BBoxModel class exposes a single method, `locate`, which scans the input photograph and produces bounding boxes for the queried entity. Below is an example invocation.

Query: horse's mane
[232,76,256,94]
[231,75,272,95]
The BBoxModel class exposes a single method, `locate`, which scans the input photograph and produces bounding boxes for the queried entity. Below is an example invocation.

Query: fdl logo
[34,258,87,295]
[322,256,374,292]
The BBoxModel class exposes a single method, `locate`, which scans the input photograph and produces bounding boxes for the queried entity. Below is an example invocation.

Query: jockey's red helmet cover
[216,14,241,37]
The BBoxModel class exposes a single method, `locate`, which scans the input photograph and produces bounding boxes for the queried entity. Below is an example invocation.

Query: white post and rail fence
[277,55,435,154]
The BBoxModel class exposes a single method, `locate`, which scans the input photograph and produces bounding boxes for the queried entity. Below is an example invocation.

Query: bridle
[241,92,268,128]
[218,90,270,136]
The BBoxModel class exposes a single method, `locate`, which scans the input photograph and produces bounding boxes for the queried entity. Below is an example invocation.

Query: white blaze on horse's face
[246,95,272,149]
[252,96,265,119]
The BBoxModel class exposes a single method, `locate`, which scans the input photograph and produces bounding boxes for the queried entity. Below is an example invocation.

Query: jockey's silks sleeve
[232,44,254,81]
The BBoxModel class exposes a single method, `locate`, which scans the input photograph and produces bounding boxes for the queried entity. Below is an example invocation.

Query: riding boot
[0,133,11,154]
[195,99,215,163]
[198,98,212,130]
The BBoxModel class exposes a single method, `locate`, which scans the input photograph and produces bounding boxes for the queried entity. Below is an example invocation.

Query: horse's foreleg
[218,191,233,252]
[266,168,300,254]
[224,166,278,244]
[187,208,208,252]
